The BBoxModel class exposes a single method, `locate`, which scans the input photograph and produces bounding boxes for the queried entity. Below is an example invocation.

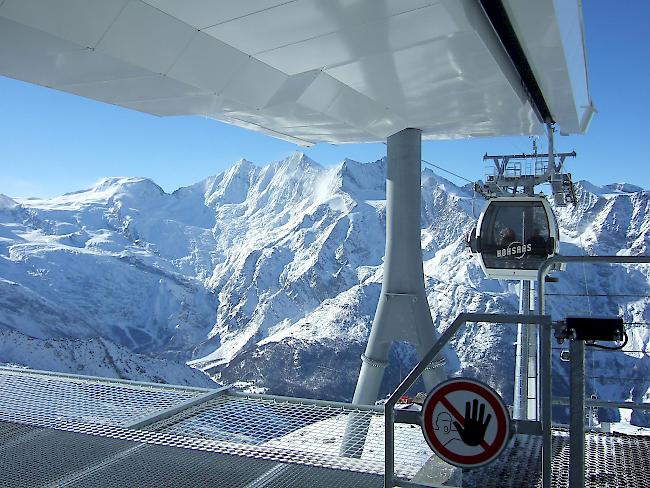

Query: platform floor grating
[463,429,650,488]
[0,367,428,478]
[0,367,203,427]
[0,421,384,488]
[0,367,649,487]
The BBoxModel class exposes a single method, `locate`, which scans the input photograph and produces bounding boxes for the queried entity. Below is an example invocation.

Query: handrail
[536,254,650,488]
[383,312,551,488]
[386,312,548,408]
[231,390,383,412]
[552,397,650,412]
[536,255,650,316]
[0,365,216,394]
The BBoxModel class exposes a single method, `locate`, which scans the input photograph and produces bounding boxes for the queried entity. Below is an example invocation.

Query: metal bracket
[394,409,421,426]
[511,419,542,436]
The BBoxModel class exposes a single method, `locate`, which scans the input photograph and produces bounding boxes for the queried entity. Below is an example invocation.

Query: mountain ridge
[1,152,649,426]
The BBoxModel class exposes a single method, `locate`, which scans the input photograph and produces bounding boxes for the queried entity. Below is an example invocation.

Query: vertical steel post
[569,339,586,488]
[539,315,552,488]
[527,316,539,420]
[547,121,555,171]
[537,264,552,488]
[516,167,538,421]
[514,280,530,420]
[384,405,395,488]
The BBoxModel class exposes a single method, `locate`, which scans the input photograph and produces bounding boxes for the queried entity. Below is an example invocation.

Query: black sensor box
[564,316,624,342]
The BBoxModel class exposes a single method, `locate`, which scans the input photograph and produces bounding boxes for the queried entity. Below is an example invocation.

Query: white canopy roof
[0,0,592,145]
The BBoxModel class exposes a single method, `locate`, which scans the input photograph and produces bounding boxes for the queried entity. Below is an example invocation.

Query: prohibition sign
[421,378,510,469]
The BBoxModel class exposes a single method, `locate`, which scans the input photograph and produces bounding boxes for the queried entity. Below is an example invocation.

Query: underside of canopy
[0,0,592,145]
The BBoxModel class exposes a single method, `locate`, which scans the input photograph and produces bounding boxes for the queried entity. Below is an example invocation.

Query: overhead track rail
[478,0,553,124]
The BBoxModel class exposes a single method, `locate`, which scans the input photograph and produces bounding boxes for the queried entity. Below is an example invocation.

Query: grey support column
[341,128,446,458]
[352,128,446,406]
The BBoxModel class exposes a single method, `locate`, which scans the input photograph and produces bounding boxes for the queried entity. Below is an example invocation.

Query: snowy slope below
[0,328,215,387]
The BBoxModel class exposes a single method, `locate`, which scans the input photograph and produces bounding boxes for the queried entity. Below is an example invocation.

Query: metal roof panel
[0,0,592,143]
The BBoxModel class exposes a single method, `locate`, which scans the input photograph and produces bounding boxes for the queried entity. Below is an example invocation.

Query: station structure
[1,1,648,487]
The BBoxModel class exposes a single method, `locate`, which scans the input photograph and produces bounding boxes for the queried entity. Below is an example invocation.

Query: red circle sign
[421,378,510,469]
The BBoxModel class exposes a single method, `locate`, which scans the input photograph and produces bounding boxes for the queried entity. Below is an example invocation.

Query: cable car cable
[420,159,476,184]
[574,374,648,382]
[544,293,650,298]
[421,159,481,219]
[567,206,597,390]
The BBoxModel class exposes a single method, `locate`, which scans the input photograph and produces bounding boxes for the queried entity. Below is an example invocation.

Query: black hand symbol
[453,399,492,447]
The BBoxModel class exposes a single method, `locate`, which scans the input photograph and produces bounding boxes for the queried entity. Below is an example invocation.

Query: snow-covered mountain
[1,152,649,425]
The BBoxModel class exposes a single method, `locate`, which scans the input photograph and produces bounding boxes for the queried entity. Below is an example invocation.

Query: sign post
[421,378,511,469]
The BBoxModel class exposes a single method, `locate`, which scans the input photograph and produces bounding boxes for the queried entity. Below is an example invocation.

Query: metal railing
[536,254,650,488]
[383,312,552,488]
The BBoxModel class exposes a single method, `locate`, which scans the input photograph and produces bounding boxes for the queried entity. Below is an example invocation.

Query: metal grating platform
[146,392,432,477]
[0,421,384,488]
[0,367,203,426]
[463,429,650,488]
[0,367,430,478]
[0,367,649,487]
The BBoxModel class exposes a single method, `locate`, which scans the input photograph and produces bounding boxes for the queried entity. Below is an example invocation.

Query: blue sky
[1,2,648,198]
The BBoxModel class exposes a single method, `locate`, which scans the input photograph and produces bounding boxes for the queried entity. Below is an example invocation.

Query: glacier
[0,152,648,426]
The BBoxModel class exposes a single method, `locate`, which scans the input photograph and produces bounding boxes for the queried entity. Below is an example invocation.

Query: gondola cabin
[467,196,560,280]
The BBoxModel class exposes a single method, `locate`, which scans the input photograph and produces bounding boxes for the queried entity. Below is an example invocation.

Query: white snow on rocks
[0,153,648,427]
